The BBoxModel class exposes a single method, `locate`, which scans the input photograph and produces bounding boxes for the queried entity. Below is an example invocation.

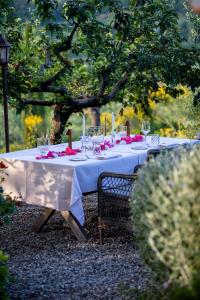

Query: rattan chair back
[98,172,137,243]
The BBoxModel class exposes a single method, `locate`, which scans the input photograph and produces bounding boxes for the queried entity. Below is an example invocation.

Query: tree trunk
[50,105,101,144]
[90,107,100,126]
[50,104,73,144]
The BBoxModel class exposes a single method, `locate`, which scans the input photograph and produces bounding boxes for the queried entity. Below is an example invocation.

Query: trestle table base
[32,208,55,233]
[32,208,88,242]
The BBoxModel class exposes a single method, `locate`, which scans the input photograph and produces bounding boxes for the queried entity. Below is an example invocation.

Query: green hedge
[130,146,200,293]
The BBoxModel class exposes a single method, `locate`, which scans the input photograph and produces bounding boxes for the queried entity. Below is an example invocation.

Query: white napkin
[131,145,148,150]
[96,154,122,160]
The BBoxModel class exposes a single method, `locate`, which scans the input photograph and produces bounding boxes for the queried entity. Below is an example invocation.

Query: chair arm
[133,164,144,173]
[98,172,137,184]
[98,172,137,193]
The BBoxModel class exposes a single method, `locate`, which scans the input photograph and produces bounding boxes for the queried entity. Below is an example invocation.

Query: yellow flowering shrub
[24,114,43,147]
[150,85,170,99]
[24,115,43,132]
[100,108,142,134]
[159,128,186,138]
[100,85,199,138]
[148,85,171,111]
[148,85,197,138]
[100,112,112,129]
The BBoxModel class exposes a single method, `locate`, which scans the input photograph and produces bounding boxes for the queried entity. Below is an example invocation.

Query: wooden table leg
[61,211,89,242]
[32,208,55,232]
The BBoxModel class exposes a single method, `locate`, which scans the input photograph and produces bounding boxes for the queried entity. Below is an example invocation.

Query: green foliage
[182,90,200,138]
[151,88,200,138]
[119,271,200,299]
[0,164,15,223]
[118,282,162,300]
[0,250,9,300]
[0,0,14,33]
[0,192,15,224]
[130,146,200,289]
[0,105,24,149]
[2,0,200,116]
[0,163,15,299]
[168,272,200,300]
[1,0,200,142]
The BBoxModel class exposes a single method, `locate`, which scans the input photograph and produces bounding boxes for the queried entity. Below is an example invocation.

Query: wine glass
[37,136,50,156]
[141,120,150,144]
[116,125,127,139]
[87,126,104,155]
[80,135,90,158]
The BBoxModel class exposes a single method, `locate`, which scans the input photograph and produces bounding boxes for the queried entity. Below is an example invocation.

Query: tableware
[131,145,148,150]
[111,112,115,134]
[147,134,160,147]
[80,135,90,158]
[110,131,116,146]
[82,114,86,137]
[96,154,122,160]
[116,125,127,139]
[141,120,150,144]
[196,132,200,140]
[87,126,104,155]
[69,157,87,161]
[37,136,50,155]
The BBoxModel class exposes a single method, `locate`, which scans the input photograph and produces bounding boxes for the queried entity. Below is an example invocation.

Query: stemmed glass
[37,136,50,156]
[141,120,150,144]
[80,135,90,158]
[87,126,104,155]
[116,125,127,139]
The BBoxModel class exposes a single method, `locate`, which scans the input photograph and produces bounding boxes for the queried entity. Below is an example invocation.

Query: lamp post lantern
[0,35,10,152]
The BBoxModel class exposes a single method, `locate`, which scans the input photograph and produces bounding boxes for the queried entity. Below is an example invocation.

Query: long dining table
[0,137,198,241]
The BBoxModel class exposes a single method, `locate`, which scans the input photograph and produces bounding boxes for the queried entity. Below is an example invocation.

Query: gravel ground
[0,195,153,300]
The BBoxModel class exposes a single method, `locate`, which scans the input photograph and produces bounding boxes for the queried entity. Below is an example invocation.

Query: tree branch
[71,73,128,108]
[30,68,70,96]
[30,86,70,97]
[54,23,79,65]
[22,99,56,106]
[56,23,79,52]
[97,61,116,97]
[106,73,128,100]
[40,67,67,88]
[23,73,128,109]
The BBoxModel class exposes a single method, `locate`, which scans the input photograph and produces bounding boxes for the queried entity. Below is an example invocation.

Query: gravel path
[0,196,153,300]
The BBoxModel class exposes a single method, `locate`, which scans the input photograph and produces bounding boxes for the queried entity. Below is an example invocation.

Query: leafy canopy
[1,1,199,112]
[1,0,200,142]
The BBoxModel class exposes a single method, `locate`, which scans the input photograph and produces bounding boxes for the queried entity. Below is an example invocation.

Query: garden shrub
[0,163,15,224]
[0,161,15,299]
[130,145,200,291]
[168,271,200,300]
[0,250,9,300]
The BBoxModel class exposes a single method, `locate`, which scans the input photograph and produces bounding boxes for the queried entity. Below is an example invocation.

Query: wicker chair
[97,149,162,243]
[147,148,161,161]
[98,172,138,243]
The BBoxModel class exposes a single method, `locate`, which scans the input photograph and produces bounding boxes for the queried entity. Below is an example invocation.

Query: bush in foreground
[130,146,200,296]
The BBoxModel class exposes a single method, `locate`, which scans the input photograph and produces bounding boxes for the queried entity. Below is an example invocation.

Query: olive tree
[1,0,200,143]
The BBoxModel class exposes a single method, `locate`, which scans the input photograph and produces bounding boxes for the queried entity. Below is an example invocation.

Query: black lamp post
[0,35,10,152]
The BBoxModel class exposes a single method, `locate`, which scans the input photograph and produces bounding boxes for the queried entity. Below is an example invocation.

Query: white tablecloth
[0,137,197,225]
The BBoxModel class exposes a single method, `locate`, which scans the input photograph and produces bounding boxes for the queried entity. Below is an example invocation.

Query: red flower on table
[116,135,144,144]
[65,147,77,155]
[0,161,8,169]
